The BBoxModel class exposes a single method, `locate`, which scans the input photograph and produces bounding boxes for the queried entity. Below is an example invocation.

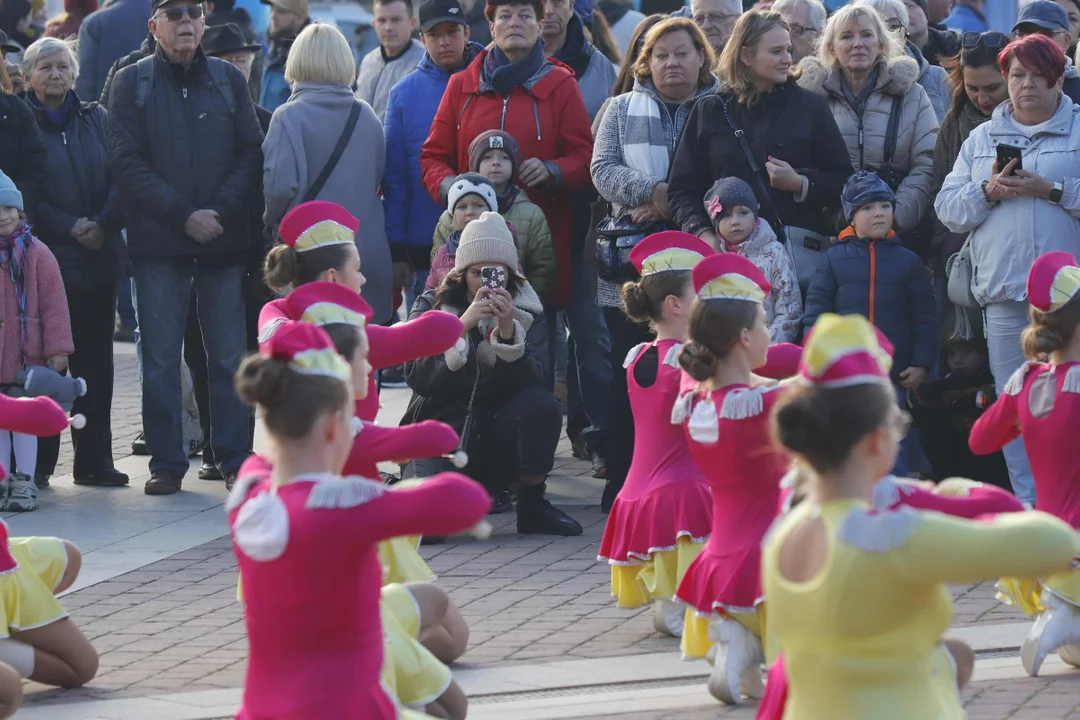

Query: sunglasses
[961,30,1009,49]
[156,4,204,21]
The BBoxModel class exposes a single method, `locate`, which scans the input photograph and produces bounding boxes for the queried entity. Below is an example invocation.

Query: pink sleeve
[969,392,1021,456]
[758,343,802,380]
[36,246,74,359]
[348,472,491,542]
[896,484,1025,518]
[755,655,788,720]
[257,299,291,353]
[344,421,460,477]
[367,310,464,370]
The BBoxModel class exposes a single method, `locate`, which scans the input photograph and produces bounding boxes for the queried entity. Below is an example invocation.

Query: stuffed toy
[11,366,87,412]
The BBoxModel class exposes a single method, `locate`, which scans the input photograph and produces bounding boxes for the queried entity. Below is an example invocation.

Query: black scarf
[551,13,591,80]
[483,40,547,97]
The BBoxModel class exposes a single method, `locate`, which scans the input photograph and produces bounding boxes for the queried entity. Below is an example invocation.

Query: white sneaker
[706,618,764,705]
[5,473,38,512]
[1021,593,1080,676]
[652,599,685,637]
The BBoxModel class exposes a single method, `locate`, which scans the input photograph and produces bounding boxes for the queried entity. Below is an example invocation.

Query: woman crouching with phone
[400,212,580,537]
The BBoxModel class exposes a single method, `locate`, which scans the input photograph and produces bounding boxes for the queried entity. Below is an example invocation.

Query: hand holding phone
[996,144,1023,176]
[480,265,506,291]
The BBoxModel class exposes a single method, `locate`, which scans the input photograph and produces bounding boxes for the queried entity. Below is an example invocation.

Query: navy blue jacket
[28,92,127,291]
[75,0,153,101]
[382,43,484,263]
[802,228,938,377]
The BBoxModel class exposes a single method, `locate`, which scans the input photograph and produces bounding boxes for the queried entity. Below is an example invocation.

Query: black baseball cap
[202,23,262,56]
[0,30,21,55]
[1013,0,1069,33]
[419,0,467,32]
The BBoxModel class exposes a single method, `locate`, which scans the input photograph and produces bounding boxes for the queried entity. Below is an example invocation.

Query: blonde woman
[667,10,852,250]
[262,23,394,325]
[796,3,939,236]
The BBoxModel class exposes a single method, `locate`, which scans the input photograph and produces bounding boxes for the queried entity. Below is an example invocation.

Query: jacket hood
[796,54,921,99]
[988,92,1080,138]
[730,219,778,255]
[632,74,721,101]
[441,280,544,317]
[418,41,485,79]
[905,41,930,81]
[460,48,577,101]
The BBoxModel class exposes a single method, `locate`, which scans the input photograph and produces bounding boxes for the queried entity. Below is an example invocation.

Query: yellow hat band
[641,248,707,277]
[289,347,352,382]
[294,221,356,253]
[300,302,367,328]
[1049,265,1080,312]
[801,314,892,380]
[698,273,766,304]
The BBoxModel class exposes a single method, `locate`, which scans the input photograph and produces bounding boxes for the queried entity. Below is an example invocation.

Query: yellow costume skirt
[2,537,69,636]
[998,568,1080,616]
[381,584,452,709]
[681,605,768,661]
[610,537,705,609]
[380,537,435,586]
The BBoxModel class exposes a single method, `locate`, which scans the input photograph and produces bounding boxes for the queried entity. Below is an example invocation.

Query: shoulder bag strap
[718,97,787,230]
[302,100,361,204]
[881,94,903,170]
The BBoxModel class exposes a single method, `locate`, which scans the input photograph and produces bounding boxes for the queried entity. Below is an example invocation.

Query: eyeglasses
[961,30,1009,50]
[156,4,204,21]
[693,11,740,26]
[788,22,820,38]
[885,17,906,31]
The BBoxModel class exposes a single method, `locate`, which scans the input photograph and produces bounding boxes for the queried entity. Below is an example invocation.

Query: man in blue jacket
[383,0,484,307]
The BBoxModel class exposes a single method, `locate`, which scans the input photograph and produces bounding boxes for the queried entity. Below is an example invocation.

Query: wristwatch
[1050,182,1064,205]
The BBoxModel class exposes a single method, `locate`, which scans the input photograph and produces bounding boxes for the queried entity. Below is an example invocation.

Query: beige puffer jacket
[796,54,939,232]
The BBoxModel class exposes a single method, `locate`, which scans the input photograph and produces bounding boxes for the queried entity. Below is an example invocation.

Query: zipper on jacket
[60,126,88,213]
[500,96,509,130]
[183,86,188,99]
[868,240,876,324]
[61,131,67,146]
[457,95,475,130]
[532,98,540,141]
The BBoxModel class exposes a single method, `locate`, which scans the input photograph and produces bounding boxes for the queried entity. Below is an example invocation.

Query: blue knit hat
[0,171,22,212]
[841,170,894,223]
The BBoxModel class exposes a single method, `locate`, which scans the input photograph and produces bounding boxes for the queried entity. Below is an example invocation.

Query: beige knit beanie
[455,211,520,273]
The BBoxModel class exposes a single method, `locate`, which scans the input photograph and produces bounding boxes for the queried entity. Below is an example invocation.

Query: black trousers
[37,281,119,477]
[602,307,654,487]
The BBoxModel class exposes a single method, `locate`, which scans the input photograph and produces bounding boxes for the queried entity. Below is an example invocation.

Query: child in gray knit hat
[426,173,500,292]
[704,177,803,343]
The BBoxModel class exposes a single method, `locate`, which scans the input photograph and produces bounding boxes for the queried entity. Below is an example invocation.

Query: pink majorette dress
[258,298,464,422]
[757,472,1027,720]
[227,458,489,719]
[672,381,789,657]
[597,339,711,607]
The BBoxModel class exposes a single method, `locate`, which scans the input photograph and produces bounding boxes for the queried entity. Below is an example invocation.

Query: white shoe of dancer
[1021,593,1080,676]
[652,600,684,637]
[705,618,764,705]
[1058,643,1080,668]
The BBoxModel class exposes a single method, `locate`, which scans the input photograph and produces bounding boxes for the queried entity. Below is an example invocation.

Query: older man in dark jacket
[107,0,264,495]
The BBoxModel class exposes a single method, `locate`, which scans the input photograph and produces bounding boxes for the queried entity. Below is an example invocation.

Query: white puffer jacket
[797,54,940,232]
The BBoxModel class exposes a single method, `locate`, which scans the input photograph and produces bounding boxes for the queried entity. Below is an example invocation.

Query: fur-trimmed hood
[796,54,920,100]
[438,282,545,370]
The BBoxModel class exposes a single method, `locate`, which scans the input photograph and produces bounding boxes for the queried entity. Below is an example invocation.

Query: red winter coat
[420,50,593,309]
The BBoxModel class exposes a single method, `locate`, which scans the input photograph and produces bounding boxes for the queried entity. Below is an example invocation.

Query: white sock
[0,639,34,678]
[11,433,36,478]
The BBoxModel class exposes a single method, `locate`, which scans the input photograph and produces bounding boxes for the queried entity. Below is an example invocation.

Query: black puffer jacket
[0,93,47,222]
[27,91,127,290]
[107,47,264,260]
[98,34,154,109]
[401,283,549,433]
[206,7,263,101]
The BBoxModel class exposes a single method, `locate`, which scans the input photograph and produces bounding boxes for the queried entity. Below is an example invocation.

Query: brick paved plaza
[9,342,1080,719]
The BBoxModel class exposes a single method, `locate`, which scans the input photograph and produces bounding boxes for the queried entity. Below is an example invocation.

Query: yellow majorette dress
[763,499,1080,720]
[1,534,69,636]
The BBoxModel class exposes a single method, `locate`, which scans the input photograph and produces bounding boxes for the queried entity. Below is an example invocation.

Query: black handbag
[594,208,666,284]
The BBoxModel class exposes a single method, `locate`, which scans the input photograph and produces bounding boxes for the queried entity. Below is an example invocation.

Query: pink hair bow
[707,196,723,219]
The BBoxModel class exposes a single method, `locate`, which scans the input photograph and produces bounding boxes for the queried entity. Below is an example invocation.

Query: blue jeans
[984,300,1036,504]
[133,258,250,477]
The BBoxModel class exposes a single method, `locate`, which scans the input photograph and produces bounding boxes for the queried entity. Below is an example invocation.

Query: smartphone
[480,265,506,291]
[996,143,1023,175]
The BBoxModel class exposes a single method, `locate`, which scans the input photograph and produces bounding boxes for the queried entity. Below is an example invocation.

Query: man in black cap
[205,0,263,100]
[1014,0,1080,102]
[107,0,264,496]
[902,0,961,66]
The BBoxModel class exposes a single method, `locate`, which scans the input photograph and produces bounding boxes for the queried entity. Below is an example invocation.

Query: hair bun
[773,391,829,457]
[264,244,301,292]
[679,341,717,382]
[235,355,291,407]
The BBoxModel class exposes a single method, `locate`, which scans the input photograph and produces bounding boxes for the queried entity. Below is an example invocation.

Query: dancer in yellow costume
[763,314,1080,720]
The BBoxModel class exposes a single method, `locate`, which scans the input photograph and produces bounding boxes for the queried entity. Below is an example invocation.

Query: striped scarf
[0,221,34,365]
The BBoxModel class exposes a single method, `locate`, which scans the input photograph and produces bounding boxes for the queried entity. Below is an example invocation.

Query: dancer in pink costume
[597,232,715,638]
[969,251,1080,677]
[228,323,489,719]
[257,200,463,422]
[669,252,789,705]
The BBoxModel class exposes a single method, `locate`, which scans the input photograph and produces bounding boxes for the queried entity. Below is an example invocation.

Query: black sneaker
[516,484,583,536]
[74,468,130,487]
[144,470,183,495]
[198,461,223,481]
[379,365,407,389]
[601,477,622,514]
[224,471,238,492]
[489,490,513,514]
[131,432,149,456]
[591,454,607,479]
[34,474,50,489]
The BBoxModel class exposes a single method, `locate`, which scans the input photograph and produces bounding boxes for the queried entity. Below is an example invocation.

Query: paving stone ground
[21,342,1080,718]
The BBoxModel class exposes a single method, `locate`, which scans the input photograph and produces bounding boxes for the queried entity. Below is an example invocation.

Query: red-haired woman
[936,33,1080,508]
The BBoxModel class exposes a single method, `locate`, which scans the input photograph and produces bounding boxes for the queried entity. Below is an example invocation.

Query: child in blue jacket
[802,171,938,474]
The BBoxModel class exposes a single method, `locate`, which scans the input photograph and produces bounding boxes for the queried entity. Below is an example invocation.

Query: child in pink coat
[0,173,73,512]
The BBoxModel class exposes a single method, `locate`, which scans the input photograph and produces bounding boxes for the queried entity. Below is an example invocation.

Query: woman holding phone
[400,212,579,537]
[936,33,1080,506]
